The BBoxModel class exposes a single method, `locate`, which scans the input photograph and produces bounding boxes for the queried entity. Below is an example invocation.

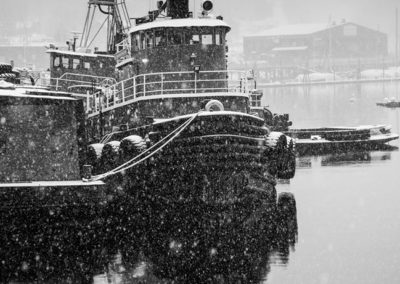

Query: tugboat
[46,0,296,251]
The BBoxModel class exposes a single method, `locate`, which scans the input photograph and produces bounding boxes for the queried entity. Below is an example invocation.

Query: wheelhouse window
[155,29,167,47]
[167,29,182,45]
[53,55,61,68]
[215,33,221,45]
[201,34,213,45]
[133,33,140,51]
[73,58,81,69]
[62,57,69,68]
[146,31,154,49]
[140,32,146,49]
[190,34,200,44]
[131,26,228,49]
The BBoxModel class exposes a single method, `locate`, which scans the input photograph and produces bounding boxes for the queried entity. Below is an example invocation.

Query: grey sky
[0,0,398,52]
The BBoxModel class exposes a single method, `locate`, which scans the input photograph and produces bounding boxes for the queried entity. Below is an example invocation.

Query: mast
[80,0,131,54]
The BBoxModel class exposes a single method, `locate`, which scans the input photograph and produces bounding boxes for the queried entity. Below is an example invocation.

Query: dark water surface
[265,81,400,284]
[2,82,400,284]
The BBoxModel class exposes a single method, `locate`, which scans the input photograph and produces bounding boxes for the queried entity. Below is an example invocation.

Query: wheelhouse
[47,49,116,92]
[116,18,231,78]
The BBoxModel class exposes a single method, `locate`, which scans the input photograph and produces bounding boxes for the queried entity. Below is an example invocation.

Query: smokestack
[167,0,189,19]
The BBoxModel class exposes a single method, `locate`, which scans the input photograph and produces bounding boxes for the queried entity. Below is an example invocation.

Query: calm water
[265,81,400,284]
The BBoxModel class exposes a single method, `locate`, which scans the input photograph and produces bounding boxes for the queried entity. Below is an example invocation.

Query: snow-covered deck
[0,180,104,188]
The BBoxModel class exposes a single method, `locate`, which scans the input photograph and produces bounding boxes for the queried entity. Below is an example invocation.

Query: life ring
[205,99,224,112]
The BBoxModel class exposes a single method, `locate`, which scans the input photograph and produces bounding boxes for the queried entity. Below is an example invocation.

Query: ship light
[193,65,201,73]
[190,52,197,65]
[142,58,149,64]
[202,0,213,12]
[201,0,213,16]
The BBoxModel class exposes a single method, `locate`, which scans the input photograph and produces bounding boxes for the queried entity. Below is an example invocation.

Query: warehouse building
[243,21,388,71]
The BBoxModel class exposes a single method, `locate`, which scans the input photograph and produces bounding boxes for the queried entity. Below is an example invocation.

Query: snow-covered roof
[46,49,114,58]
[247,23,343,37]
[0,87,76,100]
[272,46,308,51]
[129,18,231,34]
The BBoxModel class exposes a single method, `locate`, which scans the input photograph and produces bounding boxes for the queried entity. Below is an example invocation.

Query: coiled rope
[87,113,199,181]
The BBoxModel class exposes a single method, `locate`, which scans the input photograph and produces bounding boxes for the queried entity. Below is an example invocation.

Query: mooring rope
[88,113,199,181]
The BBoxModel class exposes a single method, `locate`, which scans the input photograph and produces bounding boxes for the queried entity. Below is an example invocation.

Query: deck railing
[86,70,253,114]
[53,73,117,92]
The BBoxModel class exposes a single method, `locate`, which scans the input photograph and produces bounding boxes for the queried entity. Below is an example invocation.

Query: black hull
[0,182,112,283]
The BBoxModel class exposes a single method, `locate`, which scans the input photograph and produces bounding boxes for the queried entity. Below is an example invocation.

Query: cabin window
[155,29,167,47]
[53,56,61,68]
[167,29,182,45]
[216,29,226,45]
[201,34,213,45]
[133,34,140,51]
[140,32,146,49]
[182,29,191,44]
[146,31,154,48]
[73,59,81,69]
[84,62,91,69]
[62,57,69,68]
[215,33,221,45]
[191,34,200,44]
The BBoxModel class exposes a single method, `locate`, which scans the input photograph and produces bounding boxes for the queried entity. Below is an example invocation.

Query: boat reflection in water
[1,192,297,283]
[101,191,298,283]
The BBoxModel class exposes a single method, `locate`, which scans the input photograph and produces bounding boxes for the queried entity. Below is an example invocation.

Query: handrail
[67,69,253,115]
[55,73,116,91]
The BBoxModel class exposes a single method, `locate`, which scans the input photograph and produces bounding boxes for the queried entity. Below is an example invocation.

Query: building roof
[129,18,231,34]
[246,23,344,37]
[272,46,308,52]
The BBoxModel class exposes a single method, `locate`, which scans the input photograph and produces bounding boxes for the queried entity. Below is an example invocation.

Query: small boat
[376,101,400,108]
[376,97,400,108]
[284,125,399,155]
[250,105,399,155]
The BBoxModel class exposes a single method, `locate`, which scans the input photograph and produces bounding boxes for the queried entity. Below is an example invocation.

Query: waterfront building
[243,21,389,82]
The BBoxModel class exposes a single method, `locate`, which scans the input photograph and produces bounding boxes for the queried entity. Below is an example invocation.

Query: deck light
[190,53,197,65]
[193,65,201,73]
